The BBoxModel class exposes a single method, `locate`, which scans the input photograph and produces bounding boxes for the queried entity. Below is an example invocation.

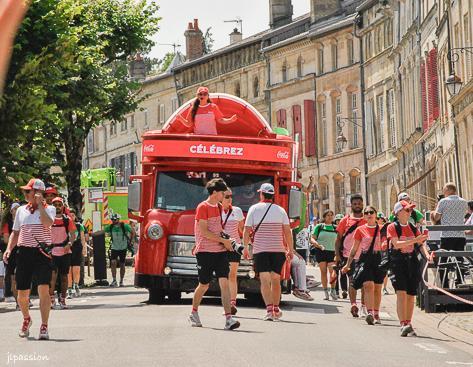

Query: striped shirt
[245,202,289,254]
[51,215,75,256]
[194,201,225,253]
[222,206,244,244]
[13,204,56,247]
[186,103,224,135]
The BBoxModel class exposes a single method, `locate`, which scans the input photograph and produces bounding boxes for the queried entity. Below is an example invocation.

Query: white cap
[398,192,410,201]
[258,183,275,194]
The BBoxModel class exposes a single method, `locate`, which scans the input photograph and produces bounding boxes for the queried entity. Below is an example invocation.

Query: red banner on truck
[142,140,292,164]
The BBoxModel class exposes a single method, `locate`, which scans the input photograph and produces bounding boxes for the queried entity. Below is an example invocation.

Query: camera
[220,232,244,255]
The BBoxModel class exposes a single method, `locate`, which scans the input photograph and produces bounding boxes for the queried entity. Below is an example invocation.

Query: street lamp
[336,117,363,151]
[445,47,473,96]
[445,73,463,96]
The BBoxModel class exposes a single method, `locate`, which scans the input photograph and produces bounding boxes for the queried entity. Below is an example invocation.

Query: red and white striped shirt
[222,206,244,244]
[13,204,56,247]
[245,202,289,254]
[194,201,225,253]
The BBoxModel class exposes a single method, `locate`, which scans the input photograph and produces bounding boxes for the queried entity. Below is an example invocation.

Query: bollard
[92,231,108,286]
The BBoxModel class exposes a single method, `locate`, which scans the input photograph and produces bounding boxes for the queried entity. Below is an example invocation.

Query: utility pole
[157,43,181,54]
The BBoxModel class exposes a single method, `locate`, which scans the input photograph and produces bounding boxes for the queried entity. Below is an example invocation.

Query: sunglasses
[22,189,31,194]
[364,210,375,215]
[224,195,233,199]
[198,93,208,97]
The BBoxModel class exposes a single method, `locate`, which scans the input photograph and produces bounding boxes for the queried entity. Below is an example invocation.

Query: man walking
[105,214,134,287]
[189,178,240,330]
[243,183,294,321]
[3,178,56,340]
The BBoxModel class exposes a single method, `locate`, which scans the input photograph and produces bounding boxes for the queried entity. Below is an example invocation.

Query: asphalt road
[1,279,473,367]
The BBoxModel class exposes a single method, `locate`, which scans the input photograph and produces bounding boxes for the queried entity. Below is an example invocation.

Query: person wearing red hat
[387,200,431,337]
[44,187,58,205]
[176,86,237,135]
[2,178,55,340]
[49,197,76,310]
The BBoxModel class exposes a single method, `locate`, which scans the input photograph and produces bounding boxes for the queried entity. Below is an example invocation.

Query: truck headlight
[147,223,164,240]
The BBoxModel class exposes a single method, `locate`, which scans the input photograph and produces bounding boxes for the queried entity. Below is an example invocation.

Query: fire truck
[128,93,302,303]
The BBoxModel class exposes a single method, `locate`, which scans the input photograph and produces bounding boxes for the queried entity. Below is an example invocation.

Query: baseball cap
[393,200,416,214]
[398,192,410,201]
[45,186,58,195]
[334,214,344,221]
[51,197,64,204]
[197,86,209,95]
[10,202,20,211]
[110,213,120,220]
[377,212,386,219]
[257,183,275,194]
[20,178,45,191]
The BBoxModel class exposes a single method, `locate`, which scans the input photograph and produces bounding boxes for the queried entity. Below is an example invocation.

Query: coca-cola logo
[143,144,155,153]
[277,151,289,159]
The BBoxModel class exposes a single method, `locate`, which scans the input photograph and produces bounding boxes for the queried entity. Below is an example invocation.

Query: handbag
[352,225,379,290]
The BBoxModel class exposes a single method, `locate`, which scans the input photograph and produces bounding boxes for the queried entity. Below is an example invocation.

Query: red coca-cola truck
[128,93,302,303]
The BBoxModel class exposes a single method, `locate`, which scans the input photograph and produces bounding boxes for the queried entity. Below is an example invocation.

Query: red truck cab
[128,93,302,303]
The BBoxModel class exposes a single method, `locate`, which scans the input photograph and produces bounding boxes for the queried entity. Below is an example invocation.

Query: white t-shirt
[245,202,289,254]
[222,206,244,244]
[13,204,56,247]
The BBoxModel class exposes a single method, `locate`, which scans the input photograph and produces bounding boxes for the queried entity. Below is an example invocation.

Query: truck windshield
[155,172,273,212]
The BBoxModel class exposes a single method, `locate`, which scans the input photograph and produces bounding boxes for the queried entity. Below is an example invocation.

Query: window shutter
[276,109,287,128]
[292,105,302,160]
[420,60,428,132]
[426,50,435,125]
[303,100,316,157]
[429,48,440,123]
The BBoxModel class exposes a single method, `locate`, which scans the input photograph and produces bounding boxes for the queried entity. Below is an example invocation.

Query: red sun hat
[20,178,46,191]
[45,186,58,195]
[196,86,209,95]
[51,197,64,204]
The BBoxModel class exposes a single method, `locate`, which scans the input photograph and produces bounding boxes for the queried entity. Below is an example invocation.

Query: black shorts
[15,247,53,290]
[53,254,71,275]
[5,246,18,274]
[360,253,386,285]
[196,252,229,284]
[71,243,83,266]
[110,249,127,265]
[253,252,286,274]
[389,253,419,296]
[227,250,241,263]
[314,248,335,263]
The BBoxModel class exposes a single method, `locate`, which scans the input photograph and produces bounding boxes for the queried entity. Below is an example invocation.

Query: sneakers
[330,288,338,300]
[38,324,49,340]
[74,284,81,297]
[365,313,375,325]
[273,309,283,320]
[50,295,56,309]
[350,304,359,318]
[342,291,348,299]
[323,289,330,300]
[307,280,321,289]
[66,289,73,299]
[119,281,124,287]
[263,312,274,321]
[19,317,32,338]
[224,317,240,331]
[5,296,16,303]
[293,289,314,301]
[374,316,382,325]
[110,280,118,287]
[401,324,414,337]
[360,305,368,318]
[383,288,389,295]
[230,304,238,315]
[189,312,202,327]
[58,297,68,310]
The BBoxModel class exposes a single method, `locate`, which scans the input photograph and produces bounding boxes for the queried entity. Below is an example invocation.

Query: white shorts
[0,261,5,277]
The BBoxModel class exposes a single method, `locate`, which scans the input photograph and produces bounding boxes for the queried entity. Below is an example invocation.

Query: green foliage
[203,27,214,55]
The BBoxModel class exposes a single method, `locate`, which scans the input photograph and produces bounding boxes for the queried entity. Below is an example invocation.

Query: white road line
[290,307,325,314]
[414,343,448,354]
[445,362,473,365]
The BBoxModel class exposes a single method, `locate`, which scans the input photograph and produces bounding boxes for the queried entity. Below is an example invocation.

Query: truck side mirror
[128,182,141,212]
[288,188,303,219]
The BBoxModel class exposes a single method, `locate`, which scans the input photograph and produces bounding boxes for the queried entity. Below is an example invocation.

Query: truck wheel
[167,291,182,302]
[148,289,165,304]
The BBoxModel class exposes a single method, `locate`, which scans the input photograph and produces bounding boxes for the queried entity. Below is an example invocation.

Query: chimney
[311,0,341,23]
[184,18,204,61]
[128,52,146,81]
[269,0,293,29]
[229,28,242,44]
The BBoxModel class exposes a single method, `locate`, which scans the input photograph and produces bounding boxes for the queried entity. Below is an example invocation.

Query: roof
[142,51,186,85]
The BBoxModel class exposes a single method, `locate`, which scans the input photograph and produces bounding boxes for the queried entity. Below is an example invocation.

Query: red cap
[196,86,209,95]
[45,186,58,195]
[393,200,416,214]
[20,178,46,191]
[51,197,64,204]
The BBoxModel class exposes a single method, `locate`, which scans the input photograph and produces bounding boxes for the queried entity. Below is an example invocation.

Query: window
[87,131,94,154]
[159,104,165,124]
[297,56,303,78]
[144,109,149,128]
[366,99,375,156]
[347,38,354,65]
[282,61,287,83]
[130,115,135,129]
[352,93,357,109]
[376,94,385,152]
[351,93,359,148]
[120,118,127,132]
[111,152,136,187]
[387,89,396,148]
[464,14,471,79]
[334,175,345,214]
[350,173,362,194]
[320,181,329,200]
[319,102,327,156]
[331,43,338,71]
[253,76,260,97]
[110,122,117,136]
[234,82,241,97]
[171,98,179,112]
[335,97,342,153]
[317,48,324,75]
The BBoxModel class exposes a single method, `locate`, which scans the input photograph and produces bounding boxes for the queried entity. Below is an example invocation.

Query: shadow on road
[65,303,147,311]
[283,300,341,314]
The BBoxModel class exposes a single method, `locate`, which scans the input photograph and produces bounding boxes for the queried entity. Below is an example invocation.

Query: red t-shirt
[194,201,225,253]
[337,216,367,257]
[51,215,75,256]
[186,103,224,135]
[2,223,9,237]
[353,224,382,259]
[387,222,419,254]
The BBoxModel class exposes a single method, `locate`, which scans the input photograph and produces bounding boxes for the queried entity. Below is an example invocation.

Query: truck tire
[148,288,165,304]
[167,291,182,302]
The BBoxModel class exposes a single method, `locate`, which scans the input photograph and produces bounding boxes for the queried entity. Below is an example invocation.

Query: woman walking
[310,210,338,300]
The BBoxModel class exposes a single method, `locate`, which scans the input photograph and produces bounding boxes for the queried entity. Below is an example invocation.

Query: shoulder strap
[394,221,402,238]
[254,203,273,235]
[63,214,69,230]
[341,218,360,242]
[368,225,379,254]
[222,207,233,228]
[408,222,419,236]
[120,222,129,240]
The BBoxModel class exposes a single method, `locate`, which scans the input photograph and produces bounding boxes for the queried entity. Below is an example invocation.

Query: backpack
[340,217,362,247]
[110,222,134,254]
[379,220,419,271]
[52,215,71,246]
[313,223,337,238]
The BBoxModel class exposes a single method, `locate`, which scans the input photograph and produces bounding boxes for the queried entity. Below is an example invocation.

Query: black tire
[167,291,182,302]
[148,288,165,304]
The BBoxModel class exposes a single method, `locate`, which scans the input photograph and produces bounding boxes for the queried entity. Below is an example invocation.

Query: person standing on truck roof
[189,178,241,331]
[221,188,245,316]
[176,86,238,135]
[243,183,294,321]
[105,214,134,288]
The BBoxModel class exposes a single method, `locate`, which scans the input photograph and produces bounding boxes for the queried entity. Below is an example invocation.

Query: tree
[203,27,214,55]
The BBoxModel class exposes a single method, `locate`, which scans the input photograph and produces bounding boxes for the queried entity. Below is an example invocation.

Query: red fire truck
[128,93,302,303]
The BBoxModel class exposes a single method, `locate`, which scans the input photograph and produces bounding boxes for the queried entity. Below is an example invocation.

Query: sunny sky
[148,0,310,60]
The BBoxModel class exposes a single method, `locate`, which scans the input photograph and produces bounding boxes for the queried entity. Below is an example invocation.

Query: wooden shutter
[303,100,316,157]
[276,109,287,128]
[420,60,428,132]
[429,48,440,123]
[292,105,302,160]
[426,52,434,125]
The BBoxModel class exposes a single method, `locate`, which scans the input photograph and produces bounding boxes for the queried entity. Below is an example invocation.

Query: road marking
[414,343,448,354]
[445,362,473,366]
[290,307,325,314]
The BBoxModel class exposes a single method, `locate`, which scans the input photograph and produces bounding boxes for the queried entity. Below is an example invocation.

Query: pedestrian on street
[243,183,294,321]
[49,197,76,309]
[310,210,338,301]
[188,178,240,330]
[67,209,87,298]
[2,202,20,303]
[388,193,424,226]
[176,86,237,135]
[2,178,56,340]
[221,188,245,315]
[44,186,58,205]
[290,249,313,301]
[105,214,134,288]
[335,194,367,317]
[387,200,431,337]
[342,206,384,325]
